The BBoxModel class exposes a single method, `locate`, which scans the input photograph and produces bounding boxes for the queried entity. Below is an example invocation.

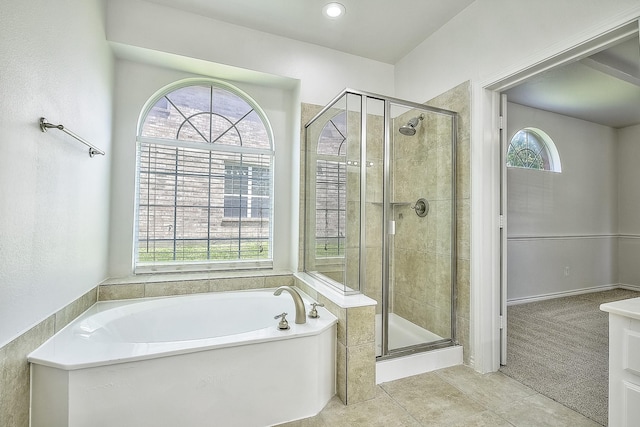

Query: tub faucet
[273,286,306,324]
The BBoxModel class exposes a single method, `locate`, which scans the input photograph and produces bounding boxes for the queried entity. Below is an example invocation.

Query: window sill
[135,259,272,274]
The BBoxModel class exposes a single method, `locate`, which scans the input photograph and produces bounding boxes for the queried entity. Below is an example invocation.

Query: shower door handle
[388,220,396,235]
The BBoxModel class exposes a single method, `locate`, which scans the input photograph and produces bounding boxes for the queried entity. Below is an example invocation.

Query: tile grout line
[377,383,424,426]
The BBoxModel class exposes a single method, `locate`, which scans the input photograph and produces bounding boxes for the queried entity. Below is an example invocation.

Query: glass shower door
[384,103,457,354]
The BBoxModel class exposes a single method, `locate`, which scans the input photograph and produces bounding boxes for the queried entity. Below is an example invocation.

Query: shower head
[398,114,424,136]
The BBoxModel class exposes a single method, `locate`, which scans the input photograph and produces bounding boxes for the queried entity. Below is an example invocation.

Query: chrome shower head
[398,114,424,136]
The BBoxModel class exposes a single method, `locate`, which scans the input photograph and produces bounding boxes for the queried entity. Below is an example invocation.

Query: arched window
[135,79,274,271]
[507,127,561,172]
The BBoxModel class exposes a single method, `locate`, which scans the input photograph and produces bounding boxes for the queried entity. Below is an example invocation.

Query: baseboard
[617,283,640,292]
[507,284,622,306]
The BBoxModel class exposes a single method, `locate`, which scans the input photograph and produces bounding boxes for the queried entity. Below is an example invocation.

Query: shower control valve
[412,198,430,218]
[274,312,290,330]
[308,302,324,319]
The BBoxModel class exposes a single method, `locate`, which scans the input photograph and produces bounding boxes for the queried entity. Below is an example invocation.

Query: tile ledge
[294,272,377,309]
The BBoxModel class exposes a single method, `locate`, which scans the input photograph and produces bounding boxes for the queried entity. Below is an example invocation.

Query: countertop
[600,297,640,320]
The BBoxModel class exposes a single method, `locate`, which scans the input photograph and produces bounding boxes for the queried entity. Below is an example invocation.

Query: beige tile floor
[278,365,601,427]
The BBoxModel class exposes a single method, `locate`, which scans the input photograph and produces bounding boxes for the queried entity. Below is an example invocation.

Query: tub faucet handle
[309,302,324,319]
[274,312,290,330]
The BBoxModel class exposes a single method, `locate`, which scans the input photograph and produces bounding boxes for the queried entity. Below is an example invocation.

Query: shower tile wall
[392,111,453,338]
[364,114,384,312]
[427,82,471,363]
[390,81,471,360]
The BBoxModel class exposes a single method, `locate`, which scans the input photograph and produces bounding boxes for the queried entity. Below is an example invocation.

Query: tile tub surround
[0,288,97,427]
[98,272,295,300]
[295,274,377,406]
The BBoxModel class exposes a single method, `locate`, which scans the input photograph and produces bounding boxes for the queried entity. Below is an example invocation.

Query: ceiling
[505,36,640,129]
[139,0,639,128]
[141,0,476,64]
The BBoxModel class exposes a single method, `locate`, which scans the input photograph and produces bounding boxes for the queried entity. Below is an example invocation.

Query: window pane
[236,110,271,149]
[224,165,249,194]
[223,195,247,218]
[507,129,556,171]
[212,86,253,122]
[211,114,242,146]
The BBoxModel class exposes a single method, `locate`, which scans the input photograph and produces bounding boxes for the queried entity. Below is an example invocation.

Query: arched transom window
[136,79,274,271]
[507,127,561,172]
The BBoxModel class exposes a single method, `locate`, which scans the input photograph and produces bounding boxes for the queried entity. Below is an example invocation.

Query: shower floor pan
[375,313,443,353]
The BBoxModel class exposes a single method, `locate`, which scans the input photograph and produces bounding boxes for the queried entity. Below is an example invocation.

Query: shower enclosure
[304,89,457,359]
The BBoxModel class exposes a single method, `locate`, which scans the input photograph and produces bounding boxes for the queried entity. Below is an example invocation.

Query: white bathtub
[28,288,337,427]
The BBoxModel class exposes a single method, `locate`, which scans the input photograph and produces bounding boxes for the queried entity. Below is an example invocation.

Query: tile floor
[278,365,601,426]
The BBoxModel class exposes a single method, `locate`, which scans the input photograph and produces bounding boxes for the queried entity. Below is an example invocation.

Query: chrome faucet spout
[273,286,306,324]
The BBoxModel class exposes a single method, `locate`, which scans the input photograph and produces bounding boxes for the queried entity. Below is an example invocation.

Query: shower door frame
[304,88,459,360]
[380,97,458,360]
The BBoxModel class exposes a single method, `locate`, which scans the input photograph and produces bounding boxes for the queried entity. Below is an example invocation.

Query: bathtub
[28,288,337,427]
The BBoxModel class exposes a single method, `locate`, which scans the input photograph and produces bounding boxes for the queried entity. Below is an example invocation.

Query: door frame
[473,17,640,373]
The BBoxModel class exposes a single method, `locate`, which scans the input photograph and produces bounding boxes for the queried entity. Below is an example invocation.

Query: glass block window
[507,128,561,172]
[136,80,274,271]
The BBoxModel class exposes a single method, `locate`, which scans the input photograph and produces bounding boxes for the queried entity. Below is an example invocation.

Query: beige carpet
[499,288,640,426]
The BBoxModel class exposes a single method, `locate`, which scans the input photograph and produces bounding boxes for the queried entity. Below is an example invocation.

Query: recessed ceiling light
[323,2,345,19]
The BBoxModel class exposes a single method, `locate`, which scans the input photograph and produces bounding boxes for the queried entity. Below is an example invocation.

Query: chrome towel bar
[39,117,105,158]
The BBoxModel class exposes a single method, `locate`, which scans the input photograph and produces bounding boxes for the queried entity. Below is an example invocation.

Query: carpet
[499,288,640,426]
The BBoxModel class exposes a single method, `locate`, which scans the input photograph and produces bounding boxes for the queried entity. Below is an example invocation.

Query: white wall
[506,103,618,301]
[395,0,640,102]
[108,60,297,277]
[106,0,395,106]
[0,0,113,347]
[618,124,640,286]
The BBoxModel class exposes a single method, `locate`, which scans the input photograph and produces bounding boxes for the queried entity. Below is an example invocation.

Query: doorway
[485,19,640,365]
[490,19,640,426]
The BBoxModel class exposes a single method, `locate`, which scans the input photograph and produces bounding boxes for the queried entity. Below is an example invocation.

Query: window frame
[134,78,275,274]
